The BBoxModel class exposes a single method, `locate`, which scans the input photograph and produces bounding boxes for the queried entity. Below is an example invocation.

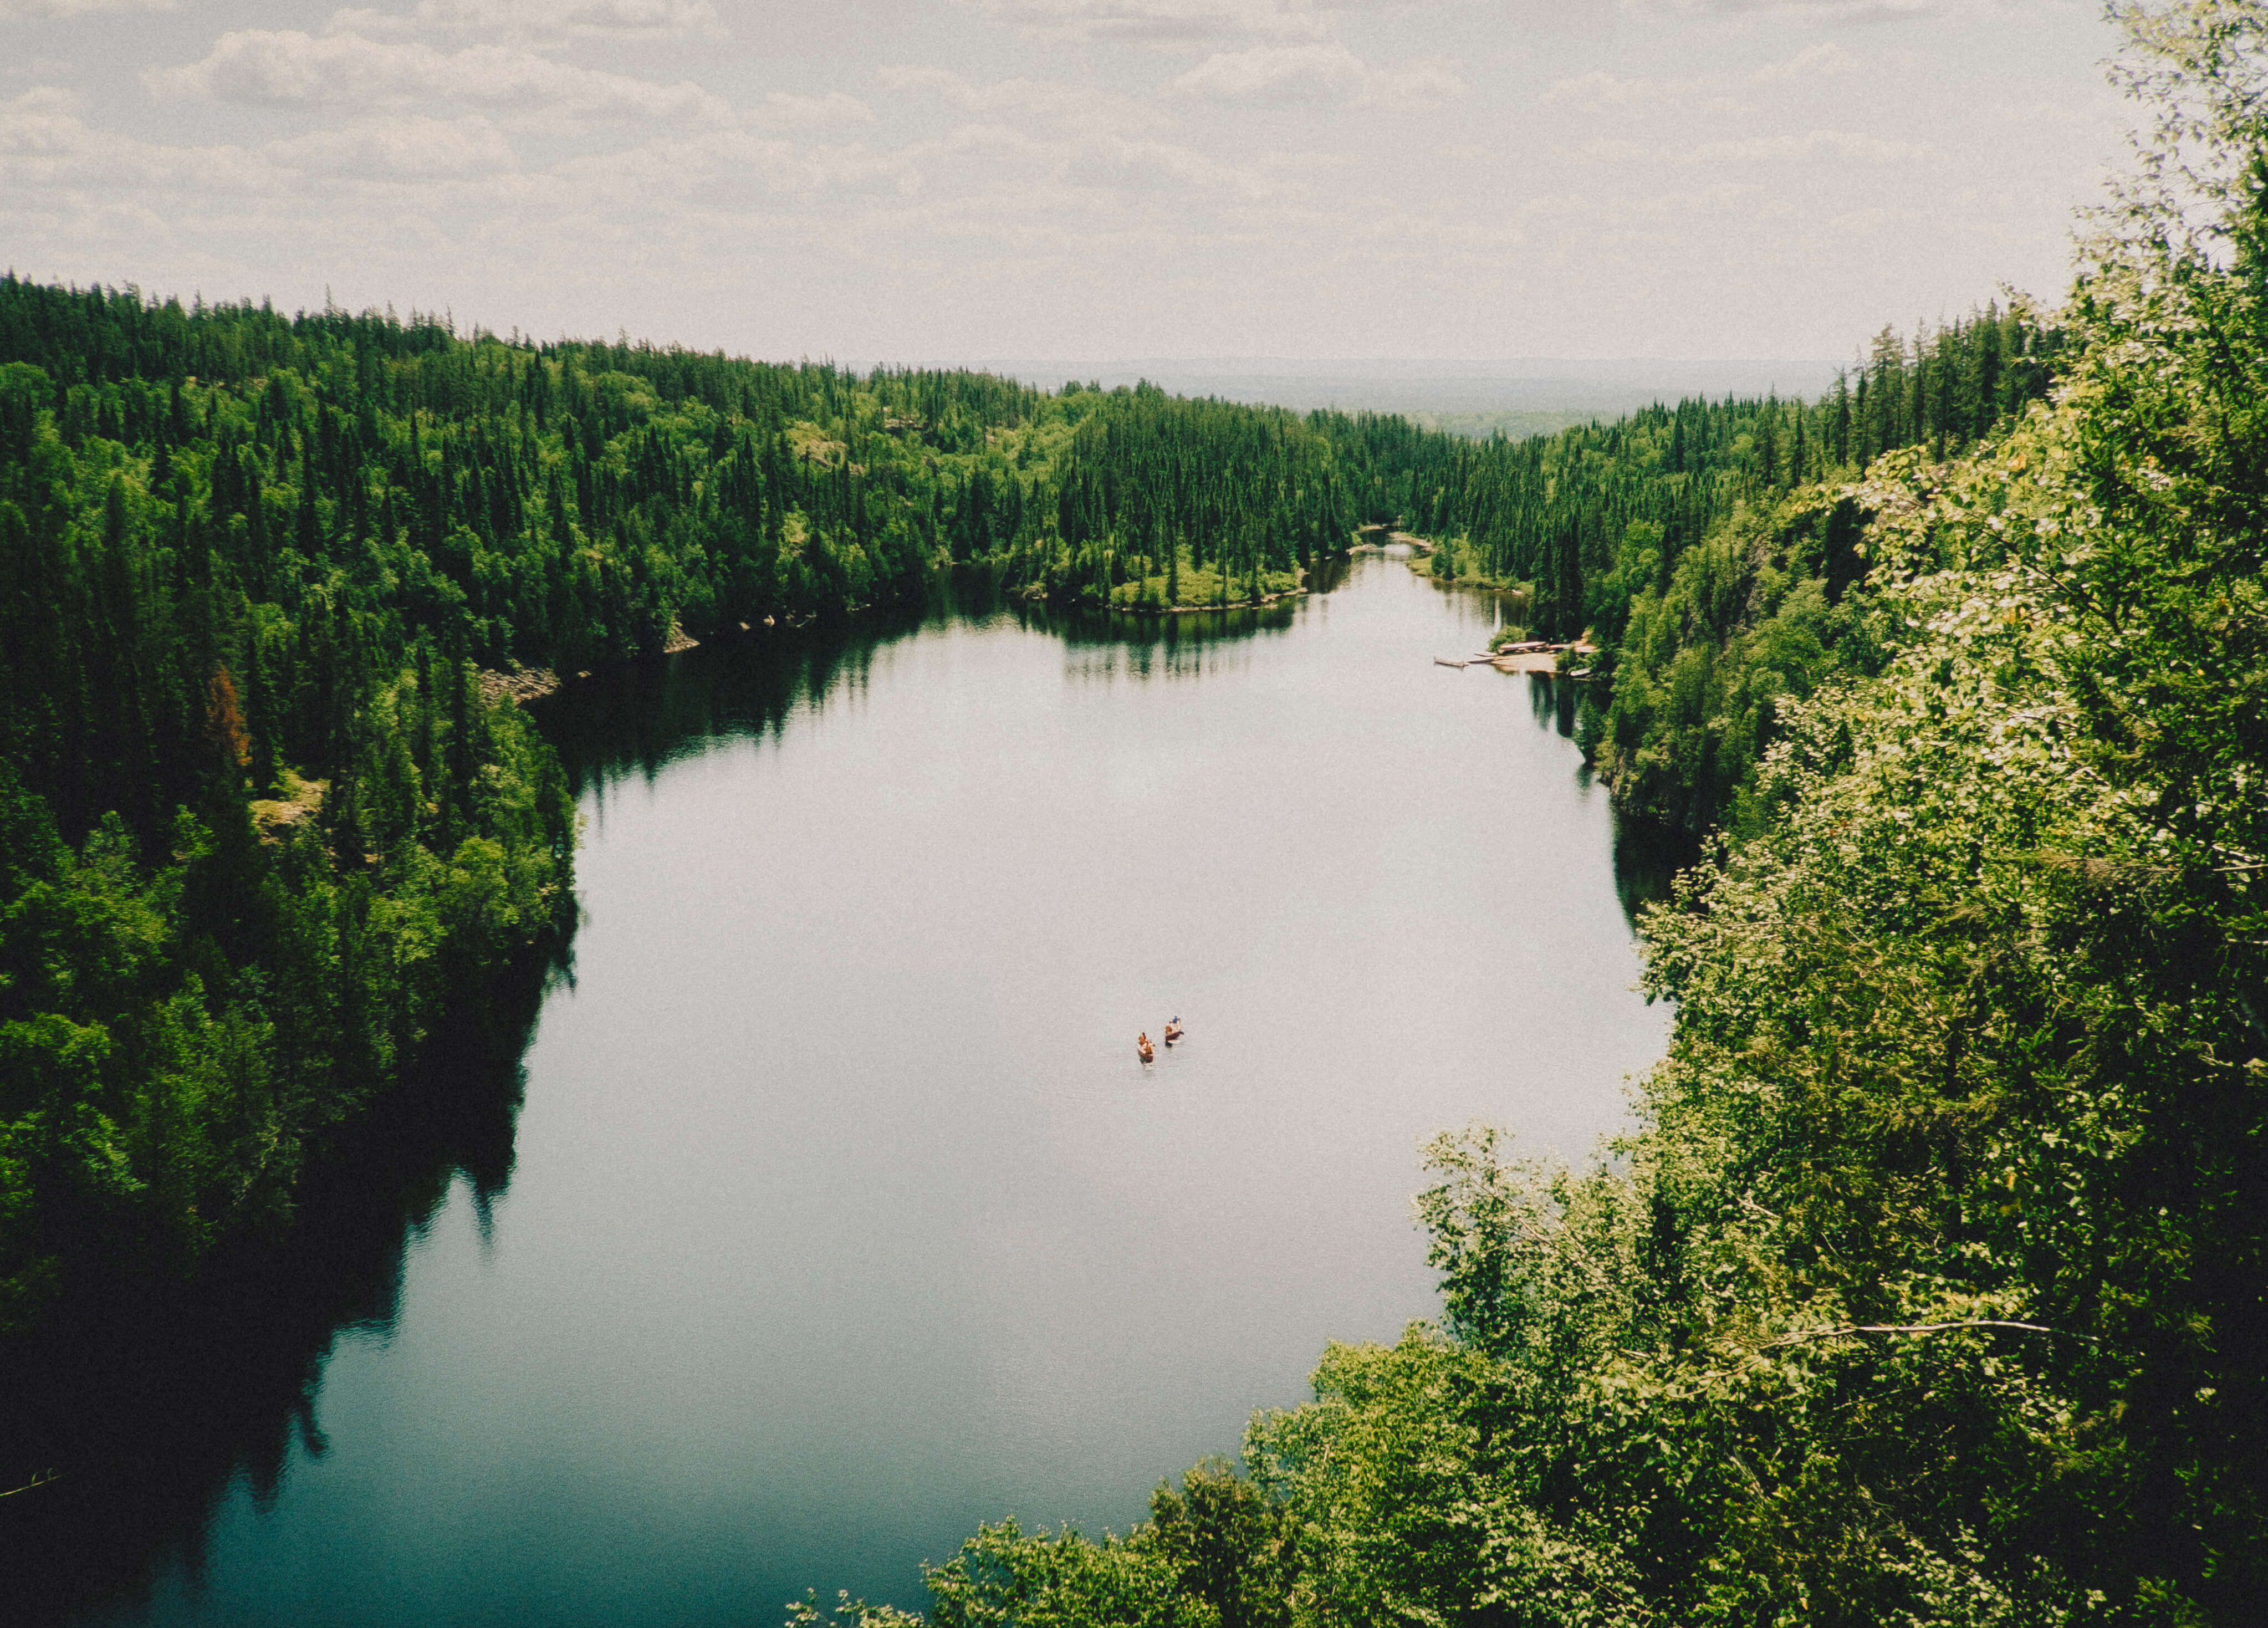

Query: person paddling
[1162,1017,1183,1045]
[1137,1032,1155,1063]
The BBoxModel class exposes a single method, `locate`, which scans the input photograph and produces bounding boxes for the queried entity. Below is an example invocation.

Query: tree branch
[0,1468,60,1498]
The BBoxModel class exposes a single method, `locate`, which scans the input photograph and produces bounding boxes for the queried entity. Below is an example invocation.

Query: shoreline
[1486,639,1596,675]
[1350,530,1436,554]
[1016,578,1312,616]
[1113,585,1309,615]
[1489,650,1560,674]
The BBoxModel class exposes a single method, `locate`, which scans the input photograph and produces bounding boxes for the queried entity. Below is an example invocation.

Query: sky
[0,0,2137,367]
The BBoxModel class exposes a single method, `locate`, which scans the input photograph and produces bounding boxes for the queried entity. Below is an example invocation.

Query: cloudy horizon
[3,0,2132,368]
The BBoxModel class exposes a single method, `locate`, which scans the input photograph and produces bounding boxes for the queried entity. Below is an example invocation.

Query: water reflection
[1609,823,1688,932]
[1528,670,1579,738]
[0,958,555,1625]
[539,611,927,798]
[541,564,1348,798]
[977,569,1318,686]
[3,556,1680,1627]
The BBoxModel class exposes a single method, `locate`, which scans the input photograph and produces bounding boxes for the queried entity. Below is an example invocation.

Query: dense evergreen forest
[0,273,1443,1329]
[788,6,2268,1626]
[1369,303,2067,839]
[8,4,2264,1620]
[0,241,1966,1330]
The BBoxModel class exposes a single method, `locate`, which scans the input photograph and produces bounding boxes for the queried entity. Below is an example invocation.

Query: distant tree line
[1379,305,2067,839]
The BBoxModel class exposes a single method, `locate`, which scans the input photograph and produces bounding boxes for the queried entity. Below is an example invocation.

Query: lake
[12,554,1671,1626]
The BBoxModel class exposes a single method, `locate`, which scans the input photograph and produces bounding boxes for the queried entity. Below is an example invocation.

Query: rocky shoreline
[479,666,567,707]
[480,624,707,707]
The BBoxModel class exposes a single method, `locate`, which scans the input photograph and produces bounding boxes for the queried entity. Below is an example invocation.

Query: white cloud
[877,65,1172,134]
[0,0,169,17]
[748,90,874,130]
[3,0,2128,364]
[1753,42,1858,82]
[1357,58,1466,111]
[1061,133,1283,197]
[1171,43,1465,108]
[267,114,518,177]
[146,28,734,127]
[1986,95,2098,128]
[328,0,718,43]
[1626,0,1943,20]
[1540,70,1692,110]
[1680,128,1929,163]
[0,84,91,152]
[811,120,1293,211]
[554,130,893,202]
[1172,43,1365,101]
[1515,180,1769,234]
[1341,207,1524,253]
[967,0,1327,47]
[0,86,284,193]
[1828,204,1891,233]
[2,83,525,198]
[1578,126,1932,165]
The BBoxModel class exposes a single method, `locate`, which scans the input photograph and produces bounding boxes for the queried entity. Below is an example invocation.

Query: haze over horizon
[4,1,2128,366]
[934,354,1850,427]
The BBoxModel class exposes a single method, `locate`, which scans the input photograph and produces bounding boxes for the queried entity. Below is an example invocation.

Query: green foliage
[1270,288,2066,845]
[980,386,1357,609]
[1566,308,2071,836]
[789,1593,926,1628]
[823,9,2268,1624]
[1148,1458,1292,1628]
[0,279,1458,1326]
[923,1518,1180,1628]
[1102,548,1301,611]
[1593,489,1887,839]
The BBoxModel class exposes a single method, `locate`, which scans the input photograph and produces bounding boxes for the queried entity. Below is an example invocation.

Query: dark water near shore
[8,556,1672,1627]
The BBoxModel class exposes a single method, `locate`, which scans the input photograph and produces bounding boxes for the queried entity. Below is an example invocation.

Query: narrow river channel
[29,554,1671,1627]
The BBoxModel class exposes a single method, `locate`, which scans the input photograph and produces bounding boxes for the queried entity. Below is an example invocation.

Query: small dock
[1490,650,1559,674]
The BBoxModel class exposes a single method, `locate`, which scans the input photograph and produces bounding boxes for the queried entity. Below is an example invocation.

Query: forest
[1347,299,2065,842]
[788,4,2268,1625]
[0,248,1877,1326]
[6,2,2264,1620]
[0,276,1420,1329]
[0,221,2067,1345]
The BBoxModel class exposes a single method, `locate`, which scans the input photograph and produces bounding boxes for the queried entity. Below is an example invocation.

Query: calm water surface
[20,557,1670,1626]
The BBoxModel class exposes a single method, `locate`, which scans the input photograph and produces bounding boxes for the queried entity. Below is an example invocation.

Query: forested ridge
[0,243,1931,1328]
[790,6,2268,1625]
[0,282,1429,1330]
[1368,304,2067,841]
[7,4,2265,1621]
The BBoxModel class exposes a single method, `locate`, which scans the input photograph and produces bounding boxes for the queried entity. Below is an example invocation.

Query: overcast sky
[1,0,2133,365]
